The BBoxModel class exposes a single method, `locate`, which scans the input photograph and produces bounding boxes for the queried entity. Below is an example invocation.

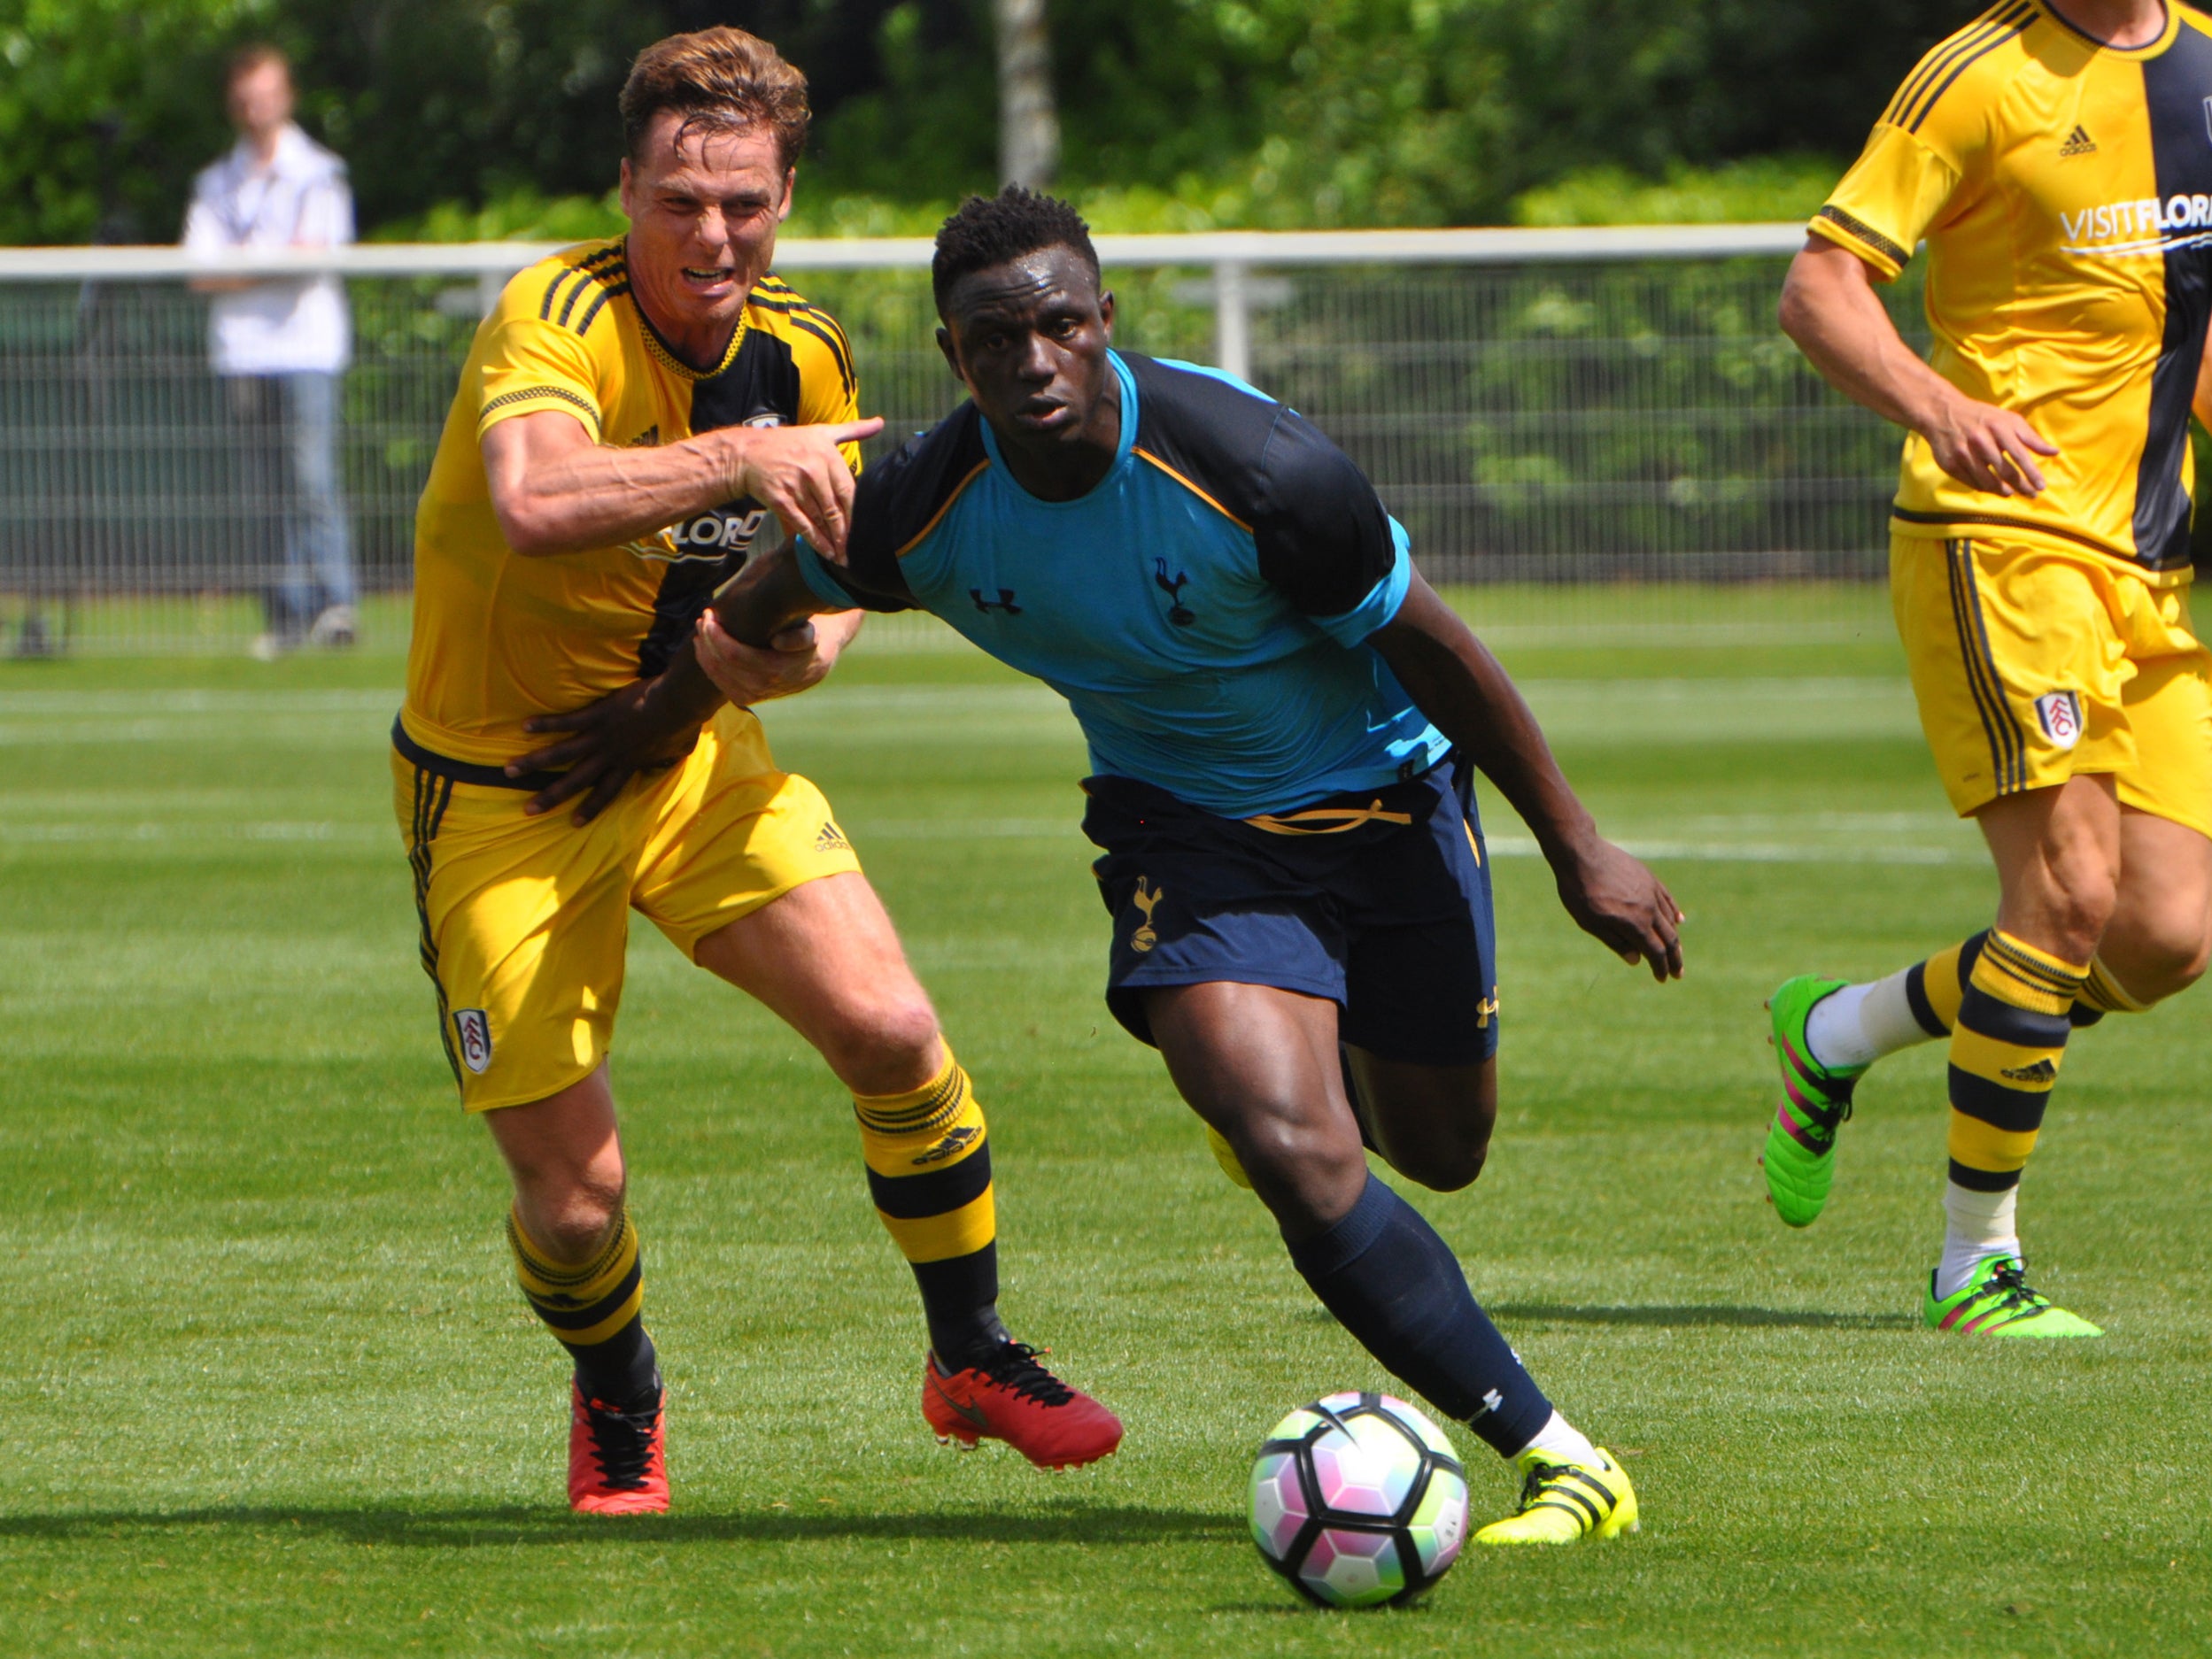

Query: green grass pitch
[4,589,2208,1655]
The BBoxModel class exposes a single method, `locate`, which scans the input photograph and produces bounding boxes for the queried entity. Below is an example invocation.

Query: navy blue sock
[1285,1172,1552,1457]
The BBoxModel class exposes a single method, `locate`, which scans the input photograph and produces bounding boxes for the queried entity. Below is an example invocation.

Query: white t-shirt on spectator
[182,122,354,375]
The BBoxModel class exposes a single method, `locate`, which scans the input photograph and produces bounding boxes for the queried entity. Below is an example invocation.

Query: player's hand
[694,606,857,705]
[719,417,884,561]
[1552,837,1684,982]
[1923,395,2059,498]
[509,677,701,826]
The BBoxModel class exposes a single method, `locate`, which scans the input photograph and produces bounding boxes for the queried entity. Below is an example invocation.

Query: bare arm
[1779,236,2057,498]
[480,408,883,558]
[707,541,843,646]
[1370,573,1682,980]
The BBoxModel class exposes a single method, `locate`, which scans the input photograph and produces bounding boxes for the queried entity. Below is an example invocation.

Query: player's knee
[1249,1103,1344,1160]
[1235,1108,1367,1221]
[2036,853,2119,958]
[525,1171,626,1263]
[820,993,945,1097]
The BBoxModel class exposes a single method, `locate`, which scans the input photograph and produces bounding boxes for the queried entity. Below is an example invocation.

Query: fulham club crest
[452,1008,493,1074]
[2034,689,2084,750]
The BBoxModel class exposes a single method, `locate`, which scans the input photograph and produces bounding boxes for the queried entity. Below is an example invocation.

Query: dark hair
[227,42,289,89]
[931,186,1100,315]
[619,27,810,171]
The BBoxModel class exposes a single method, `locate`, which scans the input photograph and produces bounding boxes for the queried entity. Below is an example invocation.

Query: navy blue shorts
[1083,759,1500,1067]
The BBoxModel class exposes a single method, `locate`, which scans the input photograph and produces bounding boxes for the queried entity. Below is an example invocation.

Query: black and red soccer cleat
[921,1341,1123,1470]
[568,1375,669,1515]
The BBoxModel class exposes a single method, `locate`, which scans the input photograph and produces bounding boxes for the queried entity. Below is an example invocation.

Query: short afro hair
[931,187,1101,316]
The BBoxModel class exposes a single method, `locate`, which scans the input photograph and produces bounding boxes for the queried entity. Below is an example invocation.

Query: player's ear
[777,168,796,223]
[1098,289,1115,337]
[936,324,966,385]
[617,157,635,220]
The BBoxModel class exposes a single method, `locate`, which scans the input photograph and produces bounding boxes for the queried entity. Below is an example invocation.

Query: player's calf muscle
[2100,822,2212,999]
[1381,1132,1488,1194]
[1355,1054,1497,1193]
[2098,907,2212,1001]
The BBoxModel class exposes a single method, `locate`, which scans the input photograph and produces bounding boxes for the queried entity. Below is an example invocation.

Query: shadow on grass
[1492,1302,1918,1331]
[0,1501,1234,1552]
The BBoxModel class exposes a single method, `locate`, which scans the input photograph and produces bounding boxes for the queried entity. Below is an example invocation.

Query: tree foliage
[0,0,1989,243]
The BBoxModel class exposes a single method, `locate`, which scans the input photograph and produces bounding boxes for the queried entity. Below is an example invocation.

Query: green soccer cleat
[1923,1256,2103,1338]
[1760,976,1867,1228]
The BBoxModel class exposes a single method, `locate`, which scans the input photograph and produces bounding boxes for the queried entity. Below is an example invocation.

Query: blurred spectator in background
[183,44,358,658]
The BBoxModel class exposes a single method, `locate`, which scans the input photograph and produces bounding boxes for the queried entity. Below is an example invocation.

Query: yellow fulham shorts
[1891,531,2212,837]
[391,705,862,1112]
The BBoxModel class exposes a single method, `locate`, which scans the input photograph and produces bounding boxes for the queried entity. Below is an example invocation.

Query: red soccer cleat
[921,1342,1124,1470]
[568,1377,669,1515]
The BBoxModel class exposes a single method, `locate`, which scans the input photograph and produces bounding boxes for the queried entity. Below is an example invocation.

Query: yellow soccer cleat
[1205,1123,1254,1189]
[1473,1448,1639,1546]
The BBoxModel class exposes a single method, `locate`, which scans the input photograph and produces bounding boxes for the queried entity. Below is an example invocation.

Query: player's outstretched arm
[1372,575,1683,981]
[704,540,844,651]
[1778,238,2055,498]
[482,407,883,559]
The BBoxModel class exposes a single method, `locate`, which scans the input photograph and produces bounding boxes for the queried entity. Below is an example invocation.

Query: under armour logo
[971,588,1022,615]
[1481,1389,1504,1415]
[1153,559,1195,626]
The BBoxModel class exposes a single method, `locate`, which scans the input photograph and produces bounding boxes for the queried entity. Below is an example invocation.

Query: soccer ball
[1248,1391,1469,1609]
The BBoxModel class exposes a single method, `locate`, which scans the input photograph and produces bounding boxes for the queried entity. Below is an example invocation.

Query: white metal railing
[0,225,1811,384]
[2,223,1907,658]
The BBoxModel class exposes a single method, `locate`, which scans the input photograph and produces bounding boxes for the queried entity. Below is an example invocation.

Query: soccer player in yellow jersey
[1769,0,2212,1335]
[394,28,1119,1512]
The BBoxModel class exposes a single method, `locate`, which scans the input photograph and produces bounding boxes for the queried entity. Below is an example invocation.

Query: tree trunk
[994,0,1059,189]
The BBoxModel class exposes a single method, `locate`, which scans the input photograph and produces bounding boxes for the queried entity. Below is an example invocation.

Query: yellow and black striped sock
[1906,930,2134,1033]
[2072,956,2150,1024]
[854,1050,1007,1370]
[1902,930,1986,1038]
[1945,930,2089,1200]
[507,1205,658,1405]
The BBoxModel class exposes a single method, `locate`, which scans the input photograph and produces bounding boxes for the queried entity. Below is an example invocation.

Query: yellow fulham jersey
[1812,0,2212,579]
[402,238,859,766]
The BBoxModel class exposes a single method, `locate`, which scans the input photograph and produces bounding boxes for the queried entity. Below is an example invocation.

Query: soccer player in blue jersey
[520,189,1683,1543]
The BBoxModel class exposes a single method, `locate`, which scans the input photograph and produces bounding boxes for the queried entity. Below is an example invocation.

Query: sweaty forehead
[636,116,785,191]
[950,249,1097,321]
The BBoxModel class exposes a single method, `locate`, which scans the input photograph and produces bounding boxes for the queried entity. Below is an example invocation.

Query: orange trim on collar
[1133,448,1254,534]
